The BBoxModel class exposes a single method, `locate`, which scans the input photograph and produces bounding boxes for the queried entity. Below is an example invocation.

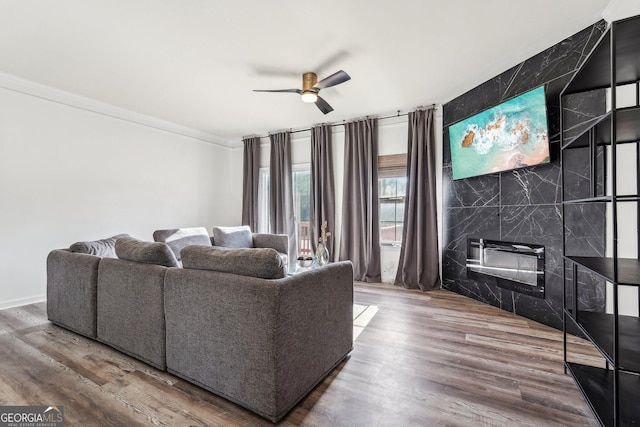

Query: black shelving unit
[561,15,640,427]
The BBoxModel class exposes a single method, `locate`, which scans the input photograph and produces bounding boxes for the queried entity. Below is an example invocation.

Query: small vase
[316,242,329,266]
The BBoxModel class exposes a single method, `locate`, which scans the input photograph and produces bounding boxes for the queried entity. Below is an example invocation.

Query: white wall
[0,86,232,309]
[229,111,444,284]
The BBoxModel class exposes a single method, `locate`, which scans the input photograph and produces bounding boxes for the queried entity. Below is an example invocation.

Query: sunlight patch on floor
[353,304,379,341]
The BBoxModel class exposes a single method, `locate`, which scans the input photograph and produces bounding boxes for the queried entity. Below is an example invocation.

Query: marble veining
[442,21,607,331]
[501,165,561,206]
[443,165,500,208]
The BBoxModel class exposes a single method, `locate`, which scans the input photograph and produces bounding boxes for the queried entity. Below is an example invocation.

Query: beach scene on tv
[448,86,550,180]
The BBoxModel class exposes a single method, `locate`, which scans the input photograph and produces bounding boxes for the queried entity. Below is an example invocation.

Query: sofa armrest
[47,249,101,338]
[272,261,354,418]
[164,261,353,422]
[252,233,289,255]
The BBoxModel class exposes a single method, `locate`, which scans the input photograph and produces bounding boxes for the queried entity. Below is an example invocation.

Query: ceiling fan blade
[315,96,334,114]
[313,70,351,90]
[313,50,350,75]
[253,89,302,94]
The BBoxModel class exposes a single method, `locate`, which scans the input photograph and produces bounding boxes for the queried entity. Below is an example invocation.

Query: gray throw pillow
[69,234,129,258]
[212,225,253,248]
[152,227,211,261]
[181,246,286,279]
[115,237,180,268]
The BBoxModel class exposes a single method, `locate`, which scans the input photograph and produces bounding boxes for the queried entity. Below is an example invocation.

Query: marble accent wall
[442,21,608,331]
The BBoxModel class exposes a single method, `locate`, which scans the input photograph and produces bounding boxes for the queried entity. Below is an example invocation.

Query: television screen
[448,86,550,180]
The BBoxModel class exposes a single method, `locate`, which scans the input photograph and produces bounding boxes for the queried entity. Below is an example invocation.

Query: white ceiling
[0,0,625,147]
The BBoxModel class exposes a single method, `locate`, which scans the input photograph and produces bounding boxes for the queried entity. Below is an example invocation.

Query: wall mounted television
[448,86,550,180]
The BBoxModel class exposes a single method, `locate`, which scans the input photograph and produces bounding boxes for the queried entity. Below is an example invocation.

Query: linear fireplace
[466,238,545,299]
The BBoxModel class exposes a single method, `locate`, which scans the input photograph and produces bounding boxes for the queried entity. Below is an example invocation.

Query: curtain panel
[339,118,381,282]
[310,124,336,256]
[394,108,441,291]
[241,136,260,231]
[269,131,297,259]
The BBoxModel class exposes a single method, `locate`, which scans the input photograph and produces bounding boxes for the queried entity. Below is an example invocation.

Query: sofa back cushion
[115,237,180,268]
[181,246,286,279]
[153,227,211,262]
[212,226,253,248]
[70,234,129,258]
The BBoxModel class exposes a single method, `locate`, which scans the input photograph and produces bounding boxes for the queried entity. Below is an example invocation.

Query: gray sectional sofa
[47,230,353,423]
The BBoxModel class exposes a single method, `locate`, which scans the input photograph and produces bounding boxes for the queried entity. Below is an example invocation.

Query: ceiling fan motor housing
[302,72,318,93]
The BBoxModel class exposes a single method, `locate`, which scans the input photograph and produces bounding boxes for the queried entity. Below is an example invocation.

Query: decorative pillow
[114,237,180,268]
[212,226,253,248]
[181,246,286,279]
[69,234,129,258]
[153,227,211,261]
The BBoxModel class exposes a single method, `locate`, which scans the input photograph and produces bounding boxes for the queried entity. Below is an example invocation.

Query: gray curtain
[339,118,381,282]
[241,136,260,231]
[269,131,297,259]
[395,108,441,290]
[310,124,335,257]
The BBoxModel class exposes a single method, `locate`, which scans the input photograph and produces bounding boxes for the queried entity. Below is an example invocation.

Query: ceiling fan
[253,70,351,114]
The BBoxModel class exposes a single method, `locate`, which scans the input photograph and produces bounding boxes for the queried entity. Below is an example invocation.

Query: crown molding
[0,72,234,149]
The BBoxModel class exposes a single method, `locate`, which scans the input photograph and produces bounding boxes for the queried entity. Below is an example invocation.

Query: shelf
[562,107,640,150]
[564,256,640,286]
[562,16,640,427]
[563,196,612,204]
[566,363,640,427]
[563,195,640,204]
[563,16,640,95]
[566,311,640,373]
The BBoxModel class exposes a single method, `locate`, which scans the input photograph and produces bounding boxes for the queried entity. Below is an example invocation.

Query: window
[258,168,270,233]
[257,165,311,255]
[293,166,311,255]
[378,154,407,245]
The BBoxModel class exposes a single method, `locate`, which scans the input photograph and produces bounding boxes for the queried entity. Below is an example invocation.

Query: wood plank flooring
[0,284,602,426]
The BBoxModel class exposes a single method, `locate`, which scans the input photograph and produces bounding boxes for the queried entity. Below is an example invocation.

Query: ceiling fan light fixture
[301,91,318,103]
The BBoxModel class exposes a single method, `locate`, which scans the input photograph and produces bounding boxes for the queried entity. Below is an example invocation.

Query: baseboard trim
[0,295,46,311]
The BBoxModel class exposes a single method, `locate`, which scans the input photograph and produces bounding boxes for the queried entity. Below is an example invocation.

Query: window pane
[293,170,310,222]
[379,178,398,198]
[396,202,405,222]
[258,169,270,233]
[396,177,407,197]
[293,168,311,255]
[379,202,397,222]
[378,175,405,243]
[393,223,403,242]
[380,221,398,242]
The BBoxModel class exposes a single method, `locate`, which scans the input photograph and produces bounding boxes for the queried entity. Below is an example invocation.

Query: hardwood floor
[0,284,601,426]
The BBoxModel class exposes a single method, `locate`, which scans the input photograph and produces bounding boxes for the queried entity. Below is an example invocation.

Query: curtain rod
[247,104,437,140]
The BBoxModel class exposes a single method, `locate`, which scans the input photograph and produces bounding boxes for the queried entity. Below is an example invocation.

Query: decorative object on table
[316,221,331,266]
[296,255,313,268]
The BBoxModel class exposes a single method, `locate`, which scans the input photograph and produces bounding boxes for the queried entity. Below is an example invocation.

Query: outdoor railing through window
[298,221,312,254]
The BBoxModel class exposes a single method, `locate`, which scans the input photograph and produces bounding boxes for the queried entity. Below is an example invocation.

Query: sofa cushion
[212,226,253,248]
[181,246,286,279]
[153,227,211,261]
[69,234,129,258]
[115,237,180,268]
